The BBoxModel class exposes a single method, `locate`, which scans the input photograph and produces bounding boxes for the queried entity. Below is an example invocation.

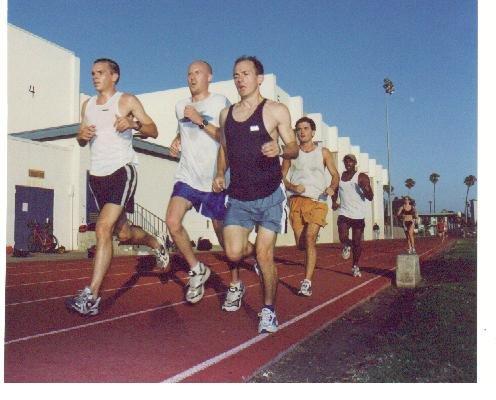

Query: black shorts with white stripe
[89,164,137,213]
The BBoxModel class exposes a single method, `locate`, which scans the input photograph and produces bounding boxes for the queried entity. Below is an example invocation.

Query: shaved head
[189,60,213,74]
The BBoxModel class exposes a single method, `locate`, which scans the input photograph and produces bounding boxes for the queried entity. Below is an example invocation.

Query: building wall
[8,24,80,133]
[7,25,389,250]
[7,137,76,249]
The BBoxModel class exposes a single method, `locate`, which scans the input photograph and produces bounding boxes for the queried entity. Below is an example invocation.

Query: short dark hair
[94,58,120,84]
[295,116,316,131]
[234,55,264,75]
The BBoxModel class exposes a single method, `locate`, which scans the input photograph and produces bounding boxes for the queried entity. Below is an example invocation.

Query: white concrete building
[8,24,80,133]
[6,23,388,251]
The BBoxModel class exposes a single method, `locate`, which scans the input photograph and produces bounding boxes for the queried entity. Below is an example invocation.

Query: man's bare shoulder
[322,146,332,156]
[264,99,289,113]
[264,101,291,125]
[358,172,371,183]
[120,92,137,102]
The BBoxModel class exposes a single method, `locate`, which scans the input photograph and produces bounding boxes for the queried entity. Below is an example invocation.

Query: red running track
[4,237,452,382]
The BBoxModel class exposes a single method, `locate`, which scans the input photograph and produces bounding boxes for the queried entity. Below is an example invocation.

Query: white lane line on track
[7,267,95,276]
[5,272,131,288]
[161,246,439,383]
[5,246,411,304]
[5,244,440,344]
[5,257,228,273]
[161,270,394,383]
[4,252,366,305]
[4,259,240,287]
[4,271,303,345]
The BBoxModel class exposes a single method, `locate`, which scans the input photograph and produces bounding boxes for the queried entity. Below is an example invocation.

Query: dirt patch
[249,239,477,383]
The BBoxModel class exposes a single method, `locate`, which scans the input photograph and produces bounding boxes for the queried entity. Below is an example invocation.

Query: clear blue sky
[7,0,477,213]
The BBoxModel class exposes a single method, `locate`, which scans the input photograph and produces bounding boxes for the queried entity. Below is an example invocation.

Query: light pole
[383,78,395,239]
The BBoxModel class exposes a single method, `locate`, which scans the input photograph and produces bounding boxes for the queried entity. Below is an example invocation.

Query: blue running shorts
[171,181,226,221]
[224,185,287,233]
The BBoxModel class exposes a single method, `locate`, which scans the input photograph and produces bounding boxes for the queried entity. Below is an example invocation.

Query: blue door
[14,186,54,250]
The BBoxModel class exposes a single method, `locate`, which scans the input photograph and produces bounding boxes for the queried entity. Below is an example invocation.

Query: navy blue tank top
[225,99,282,201]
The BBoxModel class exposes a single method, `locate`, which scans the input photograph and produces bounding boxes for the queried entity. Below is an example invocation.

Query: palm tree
[464,175,477,223]
[429,173,440,212]
[404,178,415,195]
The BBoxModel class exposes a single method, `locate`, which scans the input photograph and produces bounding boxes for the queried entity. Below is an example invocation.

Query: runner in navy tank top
[213,56,298,334]
[224,99,282,201]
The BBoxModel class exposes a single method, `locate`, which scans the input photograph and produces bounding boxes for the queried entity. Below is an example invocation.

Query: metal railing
[127,203,166,237]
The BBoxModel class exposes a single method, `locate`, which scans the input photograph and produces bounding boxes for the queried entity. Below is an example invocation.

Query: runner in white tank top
[338,170,367,219]
[66,58,168,317]
[333,154,373,278]
[282,117,339,296]
[166,61,233,306]
[85,91,138,176]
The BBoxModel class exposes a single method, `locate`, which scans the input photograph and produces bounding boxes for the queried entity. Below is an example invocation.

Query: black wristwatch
[198,119,209,130]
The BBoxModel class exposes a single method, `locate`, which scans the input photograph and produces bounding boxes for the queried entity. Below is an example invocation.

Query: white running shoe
[153,233,170,270]
[342,245,351,260]
[65,286,101,316]
[222,282,246,312]
[258,307,279,334]
[352,265,362,277]
[186,262,211,304]
[298,279,312,297]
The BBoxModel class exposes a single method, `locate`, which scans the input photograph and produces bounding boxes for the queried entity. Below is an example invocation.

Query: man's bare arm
[323,147,340,197]
[274,103,298,159]
[169,125,181,158]
[76,99,94,147]
[358,173,374,201]
[282,158,305,194]
[183,105,220,142]
[213,108,229,192]
[117,94,158,138]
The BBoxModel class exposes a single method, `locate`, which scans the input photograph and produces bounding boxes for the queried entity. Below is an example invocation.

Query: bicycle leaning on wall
[27,219,59,253]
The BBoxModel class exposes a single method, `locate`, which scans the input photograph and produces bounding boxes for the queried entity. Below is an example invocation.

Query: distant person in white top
[66,58,168,316]
[332,154,374,277]
[282,117,339,296]
[167,60,230,304]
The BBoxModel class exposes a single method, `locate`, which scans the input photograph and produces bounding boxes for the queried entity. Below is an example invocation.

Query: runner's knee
[166,215,182,235]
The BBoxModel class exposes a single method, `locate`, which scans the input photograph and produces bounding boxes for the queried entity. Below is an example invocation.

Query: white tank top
[338,171,367,219]
[174,93,230,192]
[289,143,327,201]
[85,91,138,176]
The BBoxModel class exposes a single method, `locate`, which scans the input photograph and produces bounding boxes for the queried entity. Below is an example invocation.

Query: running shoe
[153,233,170,270]
[342,245,351,260]
[65,286,101,316]
[258,307,279,334]
[222,281,246,312]
[411,248,417,254]
[298,279,312,297]
[186,262,211,303]
[351,265,362,277]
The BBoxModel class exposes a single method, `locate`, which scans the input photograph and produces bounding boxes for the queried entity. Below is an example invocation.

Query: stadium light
[383,78,395,239]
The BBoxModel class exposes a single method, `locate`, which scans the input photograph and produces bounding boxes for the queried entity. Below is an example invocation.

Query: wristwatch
[198,119,209,130]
